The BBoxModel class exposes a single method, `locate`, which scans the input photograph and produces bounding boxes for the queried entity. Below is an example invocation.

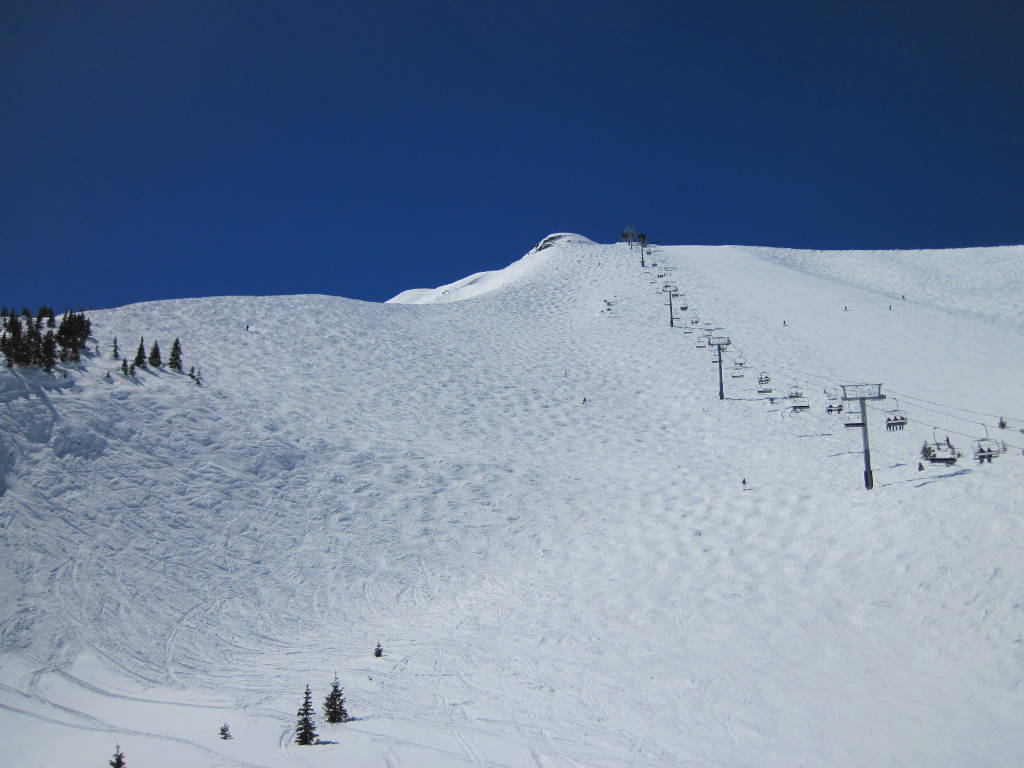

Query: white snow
[1,235,1023,767]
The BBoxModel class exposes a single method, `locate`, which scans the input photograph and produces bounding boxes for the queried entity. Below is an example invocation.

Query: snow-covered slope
[2,236,1023,767]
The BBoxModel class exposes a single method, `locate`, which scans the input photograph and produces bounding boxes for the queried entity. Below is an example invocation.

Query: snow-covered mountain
[2,236,1023,767]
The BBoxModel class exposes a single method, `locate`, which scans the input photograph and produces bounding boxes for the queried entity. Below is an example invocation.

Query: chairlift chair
[787,384,804,399]
[844,406,865,428]
[730,361,745,378]
[826,402,844,415]
[927,442,960,465]
[925,431,960,465]
[696,337,707,349]
[790,396,810,412]
[972,425,1001,463]
[972,438,1001,463]
[757,372,772,394]
[884,401,908,431]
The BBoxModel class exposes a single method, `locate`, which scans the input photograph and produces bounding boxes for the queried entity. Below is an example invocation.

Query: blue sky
[3,0,1022,313]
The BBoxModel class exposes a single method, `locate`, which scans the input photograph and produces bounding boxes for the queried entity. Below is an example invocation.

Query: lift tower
[841,383,886,490]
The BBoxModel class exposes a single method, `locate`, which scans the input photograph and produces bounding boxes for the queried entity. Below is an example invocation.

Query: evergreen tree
[26,321,42,366]
[295,684,318,745]
[121,359,129,375]
[109,744,126,767]
[129,362,136,376]
[133,338,146,368]
[41,330,57,373]
[148,340,162,367]
[374,642,383,658]
[168,337,182,371]
[112,337,120,360]
[323,674,349,723]
[219,722,232,740]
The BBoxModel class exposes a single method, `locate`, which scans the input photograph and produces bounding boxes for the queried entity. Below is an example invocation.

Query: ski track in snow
[1,236,1023,766]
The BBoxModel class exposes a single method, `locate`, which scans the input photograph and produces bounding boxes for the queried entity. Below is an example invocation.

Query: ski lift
[972,425,1001,464]
[884,401,908,431]
[690,315,700,326]
[844,403,865,428]
[683,325,694,334]
[678,296,689,311]
[696,337,707,349]
[757,372,772,394]
[730,360,745,378]
[787,383,809,411]
[824,387,839,401]
[924,430,960,465]
[826,402,844,415]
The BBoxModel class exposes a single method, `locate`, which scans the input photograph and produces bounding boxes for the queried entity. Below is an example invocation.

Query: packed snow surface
[2,235,1023,767]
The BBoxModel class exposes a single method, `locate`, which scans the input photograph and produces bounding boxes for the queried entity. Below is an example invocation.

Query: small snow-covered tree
[374,642,383,658]
[219,722,232,740]
[133,338,146,368]
[295,684,318,745]
[168,337,182,371]
[148,340,162,367]
[323,674,349,723]
[112,336,120,359]
[109,743,126,767]
[920,441,935,460]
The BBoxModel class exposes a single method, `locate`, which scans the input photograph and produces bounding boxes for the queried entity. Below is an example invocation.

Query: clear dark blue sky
[3,1,1022,312]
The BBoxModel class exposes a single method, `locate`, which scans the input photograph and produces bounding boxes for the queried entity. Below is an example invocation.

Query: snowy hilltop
[1,235,1023,767]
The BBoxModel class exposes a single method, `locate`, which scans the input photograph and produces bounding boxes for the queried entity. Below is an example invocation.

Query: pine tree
[148,340,162,367]
[168,337,182,371]
[374,642,383,658]
[219,722,232,740]
[323,674,349,723]
[134,338,146,368]
[295,684,318,745]
[920,441,935,460]
[121,359,129,375]
[41,330,57,372]
[129,362,136,376]
[112,337,120,359]
[109,744,126,767]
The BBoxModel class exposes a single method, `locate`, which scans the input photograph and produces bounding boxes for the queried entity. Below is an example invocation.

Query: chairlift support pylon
[840,383,886,490]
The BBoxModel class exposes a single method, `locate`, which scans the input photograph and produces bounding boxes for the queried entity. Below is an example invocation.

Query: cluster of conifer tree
[295,674,350,745]
[0,307,91,371]
[114,335,196,382]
